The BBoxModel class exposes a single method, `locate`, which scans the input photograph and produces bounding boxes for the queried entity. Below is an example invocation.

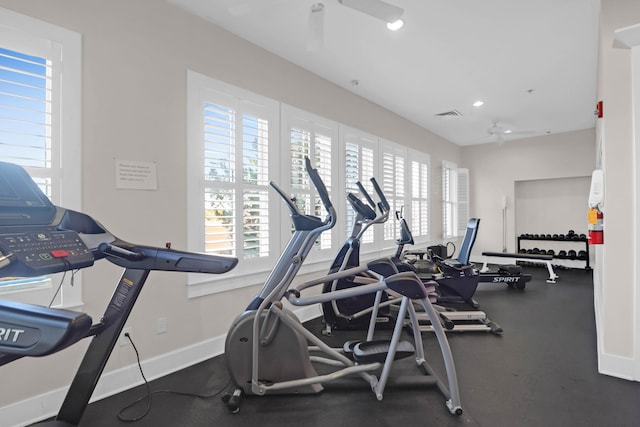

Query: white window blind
[343,130,376,245]
[457,168,470,234]
[380,141,406,244]
[0,47,53,170]
[202,101,271,260]
[442,161,469,238]
[410,151,430,241]
[442,161,456,239]
[285,106,336,253]
[188,71,278,297]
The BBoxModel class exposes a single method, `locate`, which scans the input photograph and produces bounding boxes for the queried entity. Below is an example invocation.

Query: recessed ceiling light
[472,101,484,107]
[504,130,513,134]
[386,19,404,31]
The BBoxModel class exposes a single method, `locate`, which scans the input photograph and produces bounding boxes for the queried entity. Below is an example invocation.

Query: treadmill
[0,161,238,426]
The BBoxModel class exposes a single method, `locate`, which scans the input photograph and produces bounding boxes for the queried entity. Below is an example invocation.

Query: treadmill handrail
[99,241,238,274]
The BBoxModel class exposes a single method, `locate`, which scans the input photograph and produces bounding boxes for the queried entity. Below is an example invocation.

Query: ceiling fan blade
[338,0,403,23]
[307,3,325,51]
[228,0,288,17]
[507,130,536,136]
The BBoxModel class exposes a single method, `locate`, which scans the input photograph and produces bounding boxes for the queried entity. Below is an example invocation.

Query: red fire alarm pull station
[596,101,603,118]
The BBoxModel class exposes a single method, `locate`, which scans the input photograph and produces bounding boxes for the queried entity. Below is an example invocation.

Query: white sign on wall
[115,159,158,190]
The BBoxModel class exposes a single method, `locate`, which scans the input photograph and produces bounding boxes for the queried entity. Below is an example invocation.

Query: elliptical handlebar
[347,193,376,220]
[356,181,377,212]
[305,157,332,212]
[269,181,300,216]
[269,157,335,231]
[370,177,391,214]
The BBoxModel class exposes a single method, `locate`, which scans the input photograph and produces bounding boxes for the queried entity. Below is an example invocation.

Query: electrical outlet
[119,326,132,346]
[157,317,167,335]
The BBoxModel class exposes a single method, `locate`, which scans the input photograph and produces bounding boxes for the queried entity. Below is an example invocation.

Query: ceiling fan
[225,0,404,51]
[308,0,404,50]
[486,122,536,143]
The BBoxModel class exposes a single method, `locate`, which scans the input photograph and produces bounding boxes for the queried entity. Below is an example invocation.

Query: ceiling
[168,0,600,146]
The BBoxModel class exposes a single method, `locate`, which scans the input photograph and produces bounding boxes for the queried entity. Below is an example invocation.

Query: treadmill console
[0,230,93,275]
[0,162,98,277]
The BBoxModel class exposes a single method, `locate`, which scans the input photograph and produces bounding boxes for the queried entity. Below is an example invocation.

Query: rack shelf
[517,234,591,270]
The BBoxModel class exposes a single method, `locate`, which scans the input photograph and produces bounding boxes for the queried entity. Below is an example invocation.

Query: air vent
[435,110,463,117]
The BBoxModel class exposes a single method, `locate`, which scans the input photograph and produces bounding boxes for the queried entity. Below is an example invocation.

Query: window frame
[186,70,281,298]
[187,72,443,297]
[409,149,430,245]
[442,160,469,239]
[379,139,407,251]
[0,7,82,309]
[341,126,380,254]
[280,104,339,267]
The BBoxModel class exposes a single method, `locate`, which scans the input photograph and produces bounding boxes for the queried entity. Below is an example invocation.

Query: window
[202,103,270,259]
[410,150,430,243]
[282,105,338,259]
[380,140,406,247]
[0,8,81,308]
[187,71,279,297]
[187,72,441,296]
[343,128,377,246]
[442,161,469,239]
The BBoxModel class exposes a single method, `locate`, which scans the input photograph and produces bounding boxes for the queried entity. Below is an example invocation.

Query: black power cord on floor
[117,332,231,423]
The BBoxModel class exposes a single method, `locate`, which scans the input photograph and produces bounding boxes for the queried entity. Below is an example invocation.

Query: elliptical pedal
[352,340,415,363]
[342,340,359,360]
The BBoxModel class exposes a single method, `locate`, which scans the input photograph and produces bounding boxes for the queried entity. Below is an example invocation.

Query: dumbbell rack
[517,234,591,270]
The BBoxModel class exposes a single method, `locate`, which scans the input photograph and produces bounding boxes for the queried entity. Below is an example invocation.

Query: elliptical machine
[320,179,501,334]
[223,158,463,416]
[0,161,238,426]
[321,178,395,335]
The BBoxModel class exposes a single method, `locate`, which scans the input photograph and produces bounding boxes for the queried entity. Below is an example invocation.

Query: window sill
[187,255,339,299]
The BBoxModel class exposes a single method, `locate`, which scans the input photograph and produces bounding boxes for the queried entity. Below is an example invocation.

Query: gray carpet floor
[40,266,640,427]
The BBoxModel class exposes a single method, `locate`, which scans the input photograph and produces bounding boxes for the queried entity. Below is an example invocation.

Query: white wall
[0,0,462,423]
[596,0,640,380]
[515,176,591,238]
[461,129,596,259]
[515,177,593,269]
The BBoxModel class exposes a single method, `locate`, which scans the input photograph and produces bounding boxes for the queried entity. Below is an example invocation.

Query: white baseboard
[597,351,638,381]
[1,304,322,427]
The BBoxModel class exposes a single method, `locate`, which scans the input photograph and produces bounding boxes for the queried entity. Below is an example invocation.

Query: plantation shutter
[203,102,237,256]
[289,120,333,250]
[381,145,405,242]
[241,113,270,259]
[202,100,271,259]
[442,161,455,239]
[0,46,57,199]
[411,159,429,238]
[344,133,375,244]
[456,168,469,236]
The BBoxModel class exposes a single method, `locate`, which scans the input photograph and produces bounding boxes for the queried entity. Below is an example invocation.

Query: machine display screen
[0,162,56,226]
